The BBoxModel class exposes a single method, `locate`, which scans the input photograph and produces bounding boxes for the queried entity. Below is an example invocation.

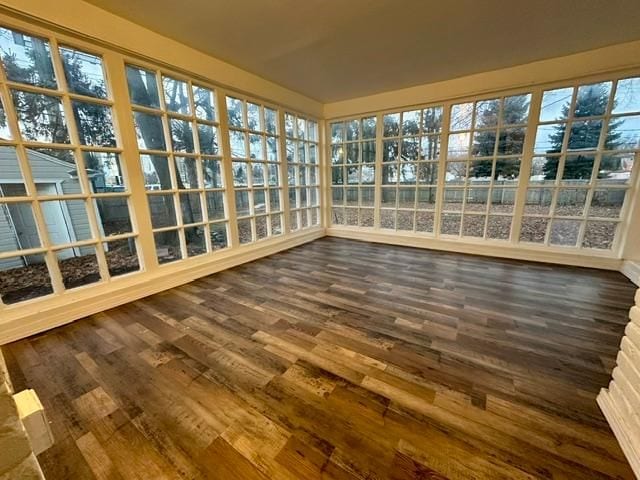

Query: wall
[598,288,640,477]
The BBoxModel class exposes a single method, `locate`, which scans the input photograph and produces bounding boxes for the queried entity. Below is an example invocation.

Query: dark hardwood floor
[3,237,637,479]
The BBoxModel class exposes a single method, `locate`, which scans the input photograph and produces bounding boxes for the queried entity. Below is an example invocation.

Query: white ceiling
[84,0,640,102]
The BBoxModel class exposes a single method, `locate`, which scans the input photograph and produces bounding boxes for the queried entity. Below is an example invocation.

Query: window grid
[226,95,283,245]
[127,64,229,264]
[380,107,443,233]
[285,112,320,231]
[0,28,140,305]
[444,94,531,240]
[523,78,639,249]
[330,116,377,227]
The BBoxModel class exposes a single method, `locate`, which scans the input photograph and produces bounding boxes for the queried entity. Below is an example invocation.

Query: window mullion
[216,88,240,247]
[434,103,452,237]
[278,110,292,234]
[373,114,383,229]
[102,50,159,271]
[512,89,543,244]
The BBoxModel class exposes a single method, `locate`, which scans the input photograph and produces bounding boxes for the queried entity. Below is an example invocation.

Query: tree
[470,95,529,180]
[544,83,622,179]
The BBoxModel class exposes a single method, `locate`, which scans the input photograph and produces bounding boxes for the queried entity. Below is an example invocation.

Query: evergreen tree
[470,95,529,180]
[544,83,622,179]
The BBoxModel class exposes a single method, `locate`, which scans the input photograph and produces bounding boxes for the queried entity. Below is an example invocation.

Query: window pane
[169,118,194,153]
[238,218,252,244]
[180,192,202,224]
[174,157,200,189]
[141,155,172,190]
[126,66,160,108]
[486,215,511,240]
[447,132,470,159]
[154,230,182,264]
[402,110,421,135]
[0,202,40,250]
[562,154,594,182]
[206,191,225,220]
[497,127,525,155]
[265,108,277,134]
[422,107,443,133]
[162,76,190,115]
[474,99,499,128]
[83,152,125,193]
[269,189,280,211]
[192,85,216,121]
[0,146,27,196]
[148,194,176,228]
[574,82,612,117]
[103,238,139,277]
[249,134,264,160]
[442,189,464,211]
[440,213,461,235]
[462,214,485,237]
[613,77,640,114]
[549,219,580,246]
[226,97,244,127]
[41,199,92,245]
[464,188,488,212]
[94,197,132,236]
[232,162,248,187]
[610,114,640,150]
[540,88,573,122]
[0,95,11,140]
[229,130,246,158]
[502,94,531,125]
[420,135,440,160]
[210,222,227,250]
[598,153,634,184]
[567,120,602,150]
[331,122,344,143]
[524,188,553,215]
[255,215,268,240]
[582,221,616,250]
[380,209,395,229]
[198,123,219,155]
[529,156,557,183]
[555,188,588,216]
[0,28,56,88]
[383,113,400,137]
[490,188,516,213]
[12,91,70,143]
[72,101,116,147]
[534,123,563,154]
[57,246,101,289]
[520,217,549,243]
[235,190,250,216]
[362,116,376,138]
[253,189,266,213]
[185,226,206,256]
[450,103,473,131]
[134,111,166,150]
[0,254,52,304]
[203,159,223,188]
[589,189,625,218]
[247,102,261,131]
[270,214,282,235]
[59,47,107,98]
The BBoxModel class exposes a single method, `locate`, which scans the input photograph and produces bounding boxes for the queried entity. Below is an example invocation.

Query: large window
[381,106,443,232]
[524,79,638,249]
[285,112,320,231]
[330,116,377,227]
[226,96,283,244]
[0,27,139,305]
[445,94,530,239]
[126,64,228,264]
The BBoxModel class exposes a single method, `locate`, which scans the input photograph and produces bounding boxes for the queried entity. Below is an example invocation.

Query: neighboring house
[0,148,97,271]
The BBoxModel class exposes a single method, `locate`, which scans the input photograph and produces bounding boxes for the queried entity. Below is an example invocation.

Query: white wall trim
[326,227,622,270]
[0,228,324,345]
[597,390,640,478]
[622,260,640,287]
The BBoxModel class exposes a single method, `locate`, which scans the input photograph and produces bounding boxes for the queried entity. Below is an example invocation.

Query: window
[445,94,530,239]
[226,95,283,244]
[0,27,139,305]
[330,116,377,227]
[126,65,228,263]
[381,106,443,232]
[524,78,638,249]
[285,112,320,230]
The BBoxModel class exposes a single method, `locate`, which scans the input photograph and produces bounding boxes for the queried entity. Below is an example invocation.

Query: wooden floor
[3,238,637,479]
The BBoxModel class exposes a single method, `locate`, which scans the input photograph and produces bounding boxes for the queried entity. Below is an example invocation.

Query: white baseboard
[597,389,640,478]
[0,228,324,345]
[622,260,640,287]
[326,227,623,270]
